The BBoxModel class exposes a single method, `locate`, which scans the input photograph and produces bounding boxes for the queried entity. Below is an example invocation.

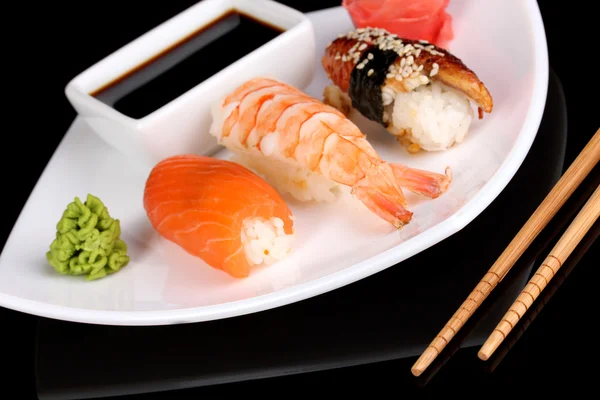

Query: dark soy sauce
[91,10,285,119]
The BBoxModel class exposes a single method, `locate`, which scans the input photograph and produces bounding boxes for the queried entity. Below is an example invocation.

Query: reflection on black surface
[485,219,599,374]
[417,165,600,385]
[35,71,569,400]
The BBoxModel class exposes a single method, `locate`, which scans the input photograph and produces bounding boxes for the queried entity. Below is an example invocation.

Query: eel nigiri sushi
[322,27,494,153]
[143,154,295,278]
[209,77,452,229]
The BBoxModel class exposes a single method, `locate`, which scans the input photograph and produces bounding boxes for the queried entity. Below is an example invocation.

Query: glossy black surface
[1,1,598,398]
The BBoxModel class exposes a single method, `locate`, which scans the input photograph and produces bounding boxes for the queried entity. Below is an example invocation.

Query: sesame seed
[433,62,439,69]
[336,27,447,77]
[367,69,374,76]
[420,75,429,84]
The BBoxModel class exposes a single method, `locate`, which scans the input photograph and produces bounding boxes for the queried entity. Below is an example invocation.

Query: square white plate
[0,1,548,325]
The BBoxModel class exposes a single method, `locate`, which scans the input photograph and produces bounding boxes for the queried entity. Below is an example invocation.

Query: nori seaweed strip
[349,47,399,127]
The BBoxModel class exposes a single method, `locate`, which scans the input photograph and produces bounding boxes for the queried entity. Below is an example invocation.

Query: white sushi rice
[241,216,295,267]
[232,153,340,203]
[386,81,475,152]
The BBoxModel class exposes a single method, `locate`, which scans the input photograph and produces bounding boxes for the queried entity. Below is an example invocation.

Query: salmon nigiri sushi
[143,154,295,278]
[209,77,451,229]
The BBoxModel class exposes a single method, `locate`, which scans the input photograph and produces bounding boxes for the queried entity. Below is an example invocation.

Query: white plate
[0,1,548,326]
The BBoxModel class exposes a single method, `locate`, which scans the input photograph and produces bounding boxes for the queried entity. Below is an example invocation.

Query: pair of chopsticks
[412,127,600,376]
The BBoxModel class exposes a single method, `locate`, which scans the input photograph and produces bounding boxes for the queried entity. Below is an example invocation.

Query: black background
[1,1,598,398]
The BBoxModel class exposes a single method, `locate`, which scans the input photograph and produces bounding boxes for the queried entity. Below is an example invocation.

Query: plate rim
[0,1,549,325]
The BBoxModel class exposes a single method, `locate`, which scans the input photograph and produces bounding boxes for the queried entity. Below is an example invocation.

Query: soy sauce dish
[65,0,316,167]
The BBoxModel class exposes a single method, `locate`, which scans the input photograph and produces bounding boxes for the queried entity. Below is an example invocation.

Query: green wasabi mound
[46,194,130,281]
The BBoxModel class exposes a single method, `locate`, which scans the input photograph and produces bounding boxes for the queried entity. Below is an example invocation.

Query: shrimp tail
[390,164,452,199]
[352,165,414,229]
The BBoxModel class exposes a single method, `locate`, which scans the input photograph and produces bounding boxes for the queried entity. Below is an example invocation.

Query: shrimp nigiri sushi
[209,77,452,229]
[143,154,295,278]
[322,27,494,153]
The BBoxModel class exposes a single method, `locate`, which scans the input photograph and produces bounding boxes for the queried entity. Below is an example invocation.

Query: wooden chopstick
[483,219,600,373]
[411,127,600,377]
[478,183,600,360]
